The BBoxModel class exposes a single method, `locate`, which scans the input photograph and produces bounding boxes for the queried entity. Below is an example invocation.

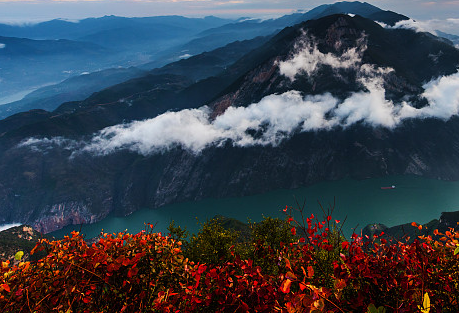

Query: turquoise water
[51,175,459,239]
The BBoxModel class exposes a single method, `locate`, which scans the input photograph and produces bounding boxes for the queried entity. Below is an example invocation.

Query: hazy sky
[0,0,459,23]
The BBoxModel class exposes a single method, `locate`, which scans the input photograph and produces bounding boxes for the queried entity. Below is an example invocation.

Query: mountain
[0,68,146,120]
[436,30,459,46]
[0,35,109,97]
[0,35,105,56]
[362,210,459,242]
[0,16,234,104]
[0,36,269,120]
[141,1,409,70]
[0,15,232,44]
[0,12,459,234]
[192,1,409,47]
[0,2,407,107]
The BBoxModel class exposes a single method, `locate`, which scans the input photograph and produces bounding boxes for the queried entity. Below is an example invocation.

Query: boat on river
[381,185,396,190]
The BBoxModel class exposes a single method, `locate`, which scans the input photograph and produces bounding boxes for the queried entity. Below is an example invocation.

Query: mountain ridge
[0,6,458,233]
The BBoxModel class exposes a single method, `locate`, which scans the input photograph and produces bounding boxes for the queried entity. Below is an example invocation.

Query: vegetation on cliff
[1,204,459,312]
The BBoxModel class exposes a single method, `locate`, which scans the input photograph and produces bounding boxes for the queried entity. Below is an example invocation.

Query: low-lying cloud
[378,18,459,38]
[32,69,455,156]
[18,35,459,156]
[277,33,366,80]
[0,223,21,232]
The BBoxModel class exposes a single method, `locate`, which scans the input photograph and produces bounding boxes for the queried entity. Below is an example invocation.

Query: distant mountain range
[0,1,410,114]
[0,2,459,234]
[0,36,270,119]
[0,15,233,100]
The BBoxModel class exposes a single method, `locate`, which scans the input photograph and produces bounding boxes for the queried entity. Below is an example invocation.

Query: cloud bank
[19,38,459,156]
[378,18,459,38]
[0,223,21,232]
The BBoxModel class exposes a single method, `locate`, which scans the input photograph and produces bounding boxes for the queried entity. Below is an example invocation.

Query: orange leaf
[307,266,314,278]
[284,258,292,271]
[280,279,291,293]
[334,279,346,290]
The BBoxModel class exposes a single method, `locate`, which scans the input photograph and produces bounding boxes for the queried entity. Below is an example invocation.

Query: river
[50,175,459,239]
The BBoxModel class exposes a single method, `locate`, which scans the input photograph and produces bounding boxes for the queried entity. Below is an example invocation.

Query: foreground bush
[1,206,459,312]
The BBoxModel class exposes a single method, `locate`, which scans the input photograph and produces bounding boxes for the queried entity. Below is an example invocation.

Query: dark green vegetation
[168,216,295,266]
[0,226,50,262]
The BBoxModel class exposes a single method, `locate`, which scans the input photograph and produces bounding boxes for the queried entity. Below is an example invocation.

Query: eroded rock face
[32,202,107,234]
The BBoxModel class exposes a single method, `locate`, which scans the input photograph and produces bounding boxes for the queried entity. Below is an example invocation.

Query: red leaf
[291,227,296,236]
[127,267,139,278]
[2,284,10,293]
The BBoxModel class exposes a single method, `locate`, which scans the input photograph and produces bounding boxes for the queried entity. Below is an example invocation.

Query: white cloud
[0,43,5,49]
[18,34,459,157]
[378,18,459,37]
[18,137,80,152]
[71,69,459,156]
[178,53,192,59]
[0,223,21,232]
[391,19,434,34]
[277,33,366,80]
[404,71,459,119]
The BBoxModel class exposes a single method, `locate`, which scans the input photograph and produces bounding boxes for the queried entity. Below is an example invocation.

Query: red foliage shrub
[1,209,459,312]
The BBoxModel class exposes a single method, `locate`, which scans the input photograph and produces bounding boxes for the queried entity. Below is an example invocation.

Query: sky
[1,0,459,24]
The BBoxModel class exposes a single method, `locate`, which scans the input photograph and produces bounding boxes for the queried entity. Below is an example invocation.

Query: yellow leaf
[14,251,24,261]
[417,292,430,313]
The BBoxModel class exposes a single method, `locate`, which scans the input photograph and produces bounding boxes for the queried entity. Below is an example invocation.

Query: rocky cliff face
[0,14,459,233]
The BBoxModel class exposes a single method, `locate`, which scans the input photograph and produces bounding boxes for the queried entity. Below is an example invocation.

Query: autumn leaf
[280,279,291,293]
[1,284,10,293]
[14,251,24,261]
[418,292,430,313]
[307,266,314,278]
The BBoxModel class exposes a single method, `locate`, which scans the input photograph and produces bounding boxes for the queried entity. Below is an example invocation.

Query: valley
[0,1,459,238]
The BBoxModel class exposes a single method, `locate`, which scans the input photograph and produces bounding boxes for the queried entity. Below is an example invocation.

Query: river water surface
[51,175,459,239]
